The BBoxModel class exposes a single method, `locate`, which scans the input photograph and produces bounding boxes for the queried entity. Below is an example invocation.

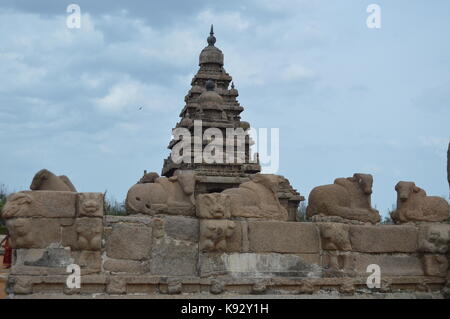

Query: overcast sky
[0,0,449,217]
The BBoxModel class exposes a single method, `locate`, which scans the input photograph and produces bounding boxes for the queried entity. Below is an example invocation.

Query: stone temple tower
[161,25,261,193]
[161,26,303,218]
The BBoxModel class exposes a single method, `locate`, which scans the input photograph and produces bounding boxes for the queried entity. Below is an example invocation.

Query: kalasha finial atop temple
[207,24,216,46]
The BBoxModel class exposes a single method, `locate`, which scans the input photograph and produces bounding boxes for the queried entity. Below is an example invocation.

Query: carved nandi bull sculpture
[222,173,288,221]
[126,170,197,216]
[30,169,77,192]
[391,181,449,223]
[306,173,381,224]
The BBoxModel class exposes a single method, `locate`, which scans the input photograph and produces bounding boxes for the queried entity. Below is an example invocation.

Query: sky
[0,0,449,217]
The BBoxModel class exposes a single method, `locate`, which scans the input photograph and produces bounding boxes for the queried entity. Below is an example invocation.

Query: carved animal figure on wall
[200,220,236,252]
[196,193,231,219]
[126,170,197,215]
[1,193,33,219]
[222,173,288,220]
[391,181,449,223]
[30,169,77,192]
[306,173,381,224]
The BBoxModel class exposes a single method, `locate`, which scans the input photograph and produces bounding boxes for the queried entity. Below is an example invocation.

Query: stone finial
[207,24,216,46]
[231,82,235,89]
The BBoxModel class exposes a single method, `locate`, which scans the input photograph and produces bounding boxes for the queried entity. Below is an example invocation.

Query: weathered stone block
[6,218,61,249]
[103,258,150,274]
[196,193,231,219]
[105,215,153,226]
[77,193,104,218]
[72,251,101,270]
[353,254,424,276]
[199,252,321,278]
[2,191,76,219]
[248,221,319,253]
[106,224,152,260]
[152,218,165,239]
[107,277,127,294]
[15,246,73,268]
[418,224,450,253]
[164,215,199,242]
[150,237,198,276]
[349,225,418,253]
[12,276,33,295]
[422,255,448,277]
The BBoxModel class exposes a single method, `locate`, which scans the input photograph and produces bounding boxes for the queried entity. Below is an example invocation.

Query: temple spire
[207,24,216,46]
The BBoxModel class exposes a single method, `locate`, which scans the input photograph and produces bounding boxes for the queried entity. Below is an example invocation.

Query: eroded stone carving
[30,169,77,192]
[251,282,267,294]
[318,223,351,251]
[418,224,450,253]
[306,173,381,224]
[78,193,103,218]
[392,181,449,223]
[5,218,33,248]
[222,174,288,220]
[13,277,33,295]
[200,220,236,252]
[196,193,231,219]
[139,171,160,184]
[126,170,197,215]
[152,218,165,239]
[322,251,354,274]
[75,218,102,251]
[167,279,182,294]
[210,279,225,294]
[422,255,448,277]
[107,277,127,295]
[1,193,33,219]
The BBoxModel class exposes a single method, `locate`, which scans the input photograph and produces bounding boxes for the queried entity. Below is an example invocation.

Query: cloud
[281,64,317,82]
[94,78,175,114]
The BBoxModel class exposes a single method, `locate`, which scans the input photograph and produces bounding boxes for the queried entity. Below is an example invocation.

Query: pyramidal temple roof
[161,26,260,183]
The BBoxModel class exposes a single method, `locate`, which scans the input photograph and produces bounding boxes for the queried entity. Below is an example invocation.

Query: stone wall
[2,191,450,298]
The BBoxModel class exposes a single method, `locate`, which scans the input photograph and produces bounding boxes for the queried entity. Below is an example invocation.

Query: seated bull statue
[30,169,77,192]
[391,181,449,223]
[126,170,197,216]
[306,173,381,224]
[222,173,288,221]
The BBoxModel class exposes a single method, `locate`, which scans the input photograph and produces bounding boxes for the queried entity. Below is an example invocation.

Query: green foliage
[297,201,307,222]
[381,204,396,224]
[103,192,127,216]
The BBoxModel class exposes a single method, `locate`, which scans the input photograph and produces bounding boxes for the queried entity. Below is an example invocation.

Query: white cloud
[281,64,316,82]
[197,10,252,31]
[93,78,177,114]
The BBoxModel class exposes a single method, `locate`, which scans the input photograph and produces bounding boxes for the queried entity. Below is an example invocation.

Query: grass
[103,191,127,216]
